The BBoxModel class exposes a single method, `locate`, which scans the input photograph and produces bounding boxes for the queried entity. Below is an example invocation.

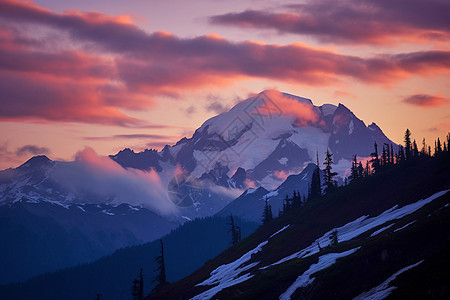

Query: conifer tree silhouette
[309,153,322,200]
[404,128,412,160]
[132,269,144,300]
[228,215,240,245]
[370,142,380,172]
[412,139,419,157]
[323,149,338,194]
[421,138,427,156]
[153,240,168,291]
[262,197,273,225]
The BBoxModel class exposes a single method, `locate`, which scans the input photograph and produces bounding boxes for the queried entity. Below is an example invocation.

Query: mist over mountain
[0,90,399,288]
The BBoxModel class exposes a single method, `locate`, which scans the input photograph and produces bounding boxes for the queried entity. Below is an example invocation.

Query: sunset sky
[0,0,449,170]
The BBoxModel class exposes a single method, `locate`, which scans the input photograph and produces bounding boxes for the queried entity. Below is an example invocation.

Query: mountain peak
[258,90,313,106]
[18,155,52,169]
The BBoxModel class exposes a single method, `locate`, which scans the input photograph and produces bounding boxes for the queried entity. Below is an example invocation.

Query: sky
[0,0,449,170]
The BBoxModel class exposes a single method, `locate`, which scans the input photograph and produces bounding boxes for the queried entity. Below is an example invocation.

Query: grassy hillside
[150,153,450,299]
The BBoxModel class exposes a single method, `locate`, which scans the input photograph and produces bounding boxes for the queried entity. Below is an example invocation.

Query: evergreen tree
[364,161,370,177]
[381,145,387,167]
[323,149,338,194]
[262,197,273,225]
[447,133,450,151]
[132,269,144,300]
[436,138,442,154]
[385,143,391,165]
[398,145,406,164]
[350,155,359,182]
[292,191,301,207]
[404,128,412,160]
[138,269,144,300]
[282,195,288,213]
[389,144,394,165]
[357,162,364,178]
[153,239,168,290]
[228,215,240,245]
[421,138,427,156]
[412,139,419,157]
[131,279,139,300]
[308,153,322,200]
[370,142,380,173]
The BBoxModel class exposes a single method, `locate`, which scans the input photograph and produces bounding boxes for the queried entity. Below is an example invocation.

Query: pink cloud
[209,0,450,46]
[259,90,320,127]
[58,147,179,215]
[0,0,450,126]
[244,178,257,189]
[273,170,289,181]
[403,93,450,107]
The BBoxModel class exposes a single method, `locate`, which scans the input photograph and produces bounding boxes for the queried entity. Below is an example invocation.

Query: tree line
[262,129,450,222]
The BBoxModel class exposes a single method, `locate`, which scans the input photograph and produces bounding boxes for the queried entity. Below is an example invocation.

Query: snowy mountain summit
[112,90,395,190]
[1,90,396,220]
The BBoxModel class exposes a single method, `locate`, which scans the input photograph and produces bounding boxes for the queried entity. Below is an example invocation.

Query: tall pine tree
[228,215,241,245]
[308,153,322,200]
[370,142,380,173]
[153,239,168,291]
[350,155,359,182]
[412,139,419,157]
[323,149,338,194]
[421,138,427,156]
[404,128,412,160]
[262,197,273,225]
[132,269,144,300]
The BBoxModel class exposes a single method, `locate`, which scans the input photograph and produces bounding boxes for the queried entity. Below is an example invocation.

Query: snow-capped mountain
[1,90,397,224]
[0,90,399,288]
[110,90,396,211]
[113,91,394,185]
[0,155,178,285]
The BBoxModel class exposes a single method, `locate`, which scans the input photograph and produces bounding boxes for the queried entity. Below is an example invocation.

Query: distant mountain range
[0,90,398,286]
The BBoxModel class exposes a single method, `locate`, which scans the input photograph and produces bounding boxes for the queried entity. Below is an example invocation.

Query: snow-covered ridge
[191,224,291,300]
[353,260,423,300]
[262,189,449,269]
[280,247,360,300]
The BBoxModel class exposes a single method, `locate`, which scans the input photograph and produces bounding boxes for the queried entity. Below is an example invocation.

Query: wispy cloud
[0,0,449,127]
[209,0,450,45]
[50,147,179,215]
[205,94,231,114]
[16,144,50,156]
[403,93,450,107]
[84,134,179,141]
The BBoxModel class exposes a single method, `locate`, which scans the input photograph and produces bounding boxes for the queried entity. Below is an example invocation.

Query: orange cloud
[209,1,450,46]
[261,90,320,127]
[403,93,450,107]
[273,170,289,181]
[1,0,450,127]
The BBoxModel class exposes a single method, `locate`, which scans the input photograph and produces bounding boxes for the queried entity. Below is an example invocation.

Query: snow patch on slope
[353,260,423,300]
[280,248,360,300]
[394,221,416,232]
[370,224,394,237]
[263,189,449,269]
[191,225,290,300]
